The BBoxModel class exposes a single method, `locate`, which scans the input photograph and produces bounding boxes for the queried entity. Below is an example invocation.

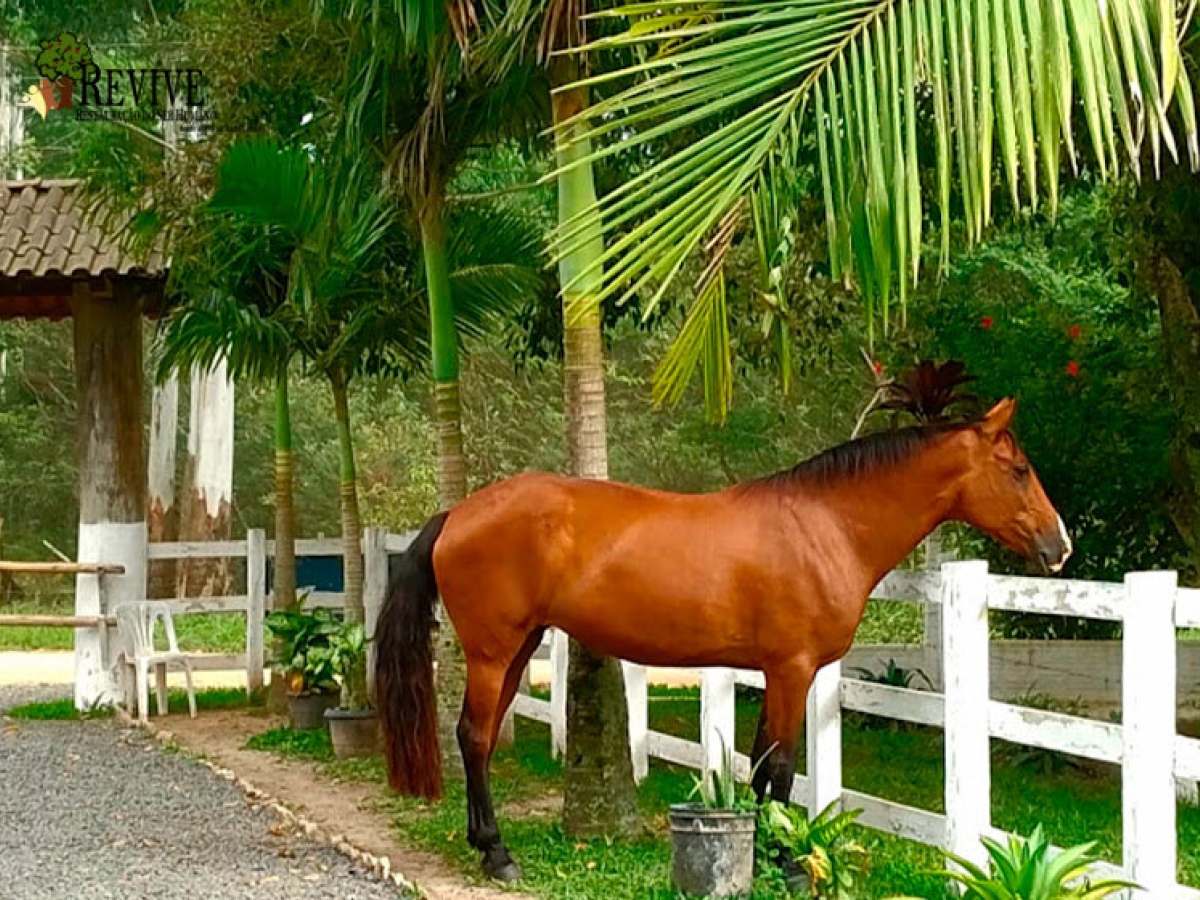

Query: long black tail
[376,511,448,799]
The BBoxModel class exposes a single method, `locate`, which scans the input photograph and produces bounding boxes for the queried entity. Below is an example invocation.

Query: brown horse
[375,398,1070,880]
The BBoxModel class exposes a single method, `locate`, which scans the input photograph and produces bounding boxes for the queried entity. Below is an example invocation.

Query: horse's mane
[742,421,973,491]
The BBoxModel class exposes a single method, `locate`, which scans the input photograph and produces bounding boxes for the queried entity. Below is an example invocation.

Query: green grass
[4,686,263,720]
[247,689,1200,900]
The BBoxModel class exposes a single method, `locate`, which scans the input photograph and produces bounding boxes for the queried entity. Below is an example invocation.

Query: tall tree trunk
[420,186,470,772]
[176,360,235,597]
[552,60,641,838]
[330,365,367,710]
[1146,248,1200,583]
[270,368,297,712]
[147,372,179,598]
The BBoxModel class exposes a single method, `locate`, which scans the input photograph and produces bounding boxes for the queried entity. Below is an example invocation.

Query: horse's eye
[1013,464,1030,480]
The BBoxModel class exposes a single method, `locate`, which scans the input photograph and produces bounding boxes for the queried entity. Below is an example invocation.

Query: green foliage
[36,32,93,83]
[849,659,933,691]
[757,801,870,899]
[688,737,759,811]
[4,698,113,720]
[263,604,340,696]
[245,725,333,760]
[936,826,1136,900]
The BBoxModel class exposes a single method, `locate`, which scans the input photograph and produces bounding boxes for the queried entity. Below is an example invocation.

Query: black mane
[743,421,971,490]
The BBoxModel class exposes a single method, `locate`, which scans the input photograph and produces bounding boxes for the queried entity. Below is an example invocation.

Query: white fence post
[1123,571,1178,894]
[807,661,843,813]
[942,560,991,870]
[245,529,266,694]
[701,667,737,774]
[623,662,649,782]
[550,629,568,759]
[362,527,388,702]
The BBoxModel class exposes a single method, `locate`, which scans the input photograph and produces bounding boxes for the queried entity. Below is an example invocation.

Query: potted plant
[324,621,379,758]
[264,604,340,729]
[669,743,758,898]
[757,801,869,899]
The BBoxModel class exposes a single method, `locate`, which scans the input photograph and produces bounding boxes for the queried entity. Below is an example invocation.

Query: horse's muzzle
[1034,515,1073,575]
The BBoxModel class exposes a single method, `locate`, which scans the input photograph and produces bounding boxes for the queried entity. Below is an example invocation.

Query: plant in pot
[264,604,340,730]
[670,742,759,898]
[324,621,378,758]
[757,800,868,899]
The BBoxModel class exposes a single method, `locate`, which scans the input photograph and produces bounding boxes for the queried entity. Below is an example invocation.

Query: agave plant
[937,826,1137,900]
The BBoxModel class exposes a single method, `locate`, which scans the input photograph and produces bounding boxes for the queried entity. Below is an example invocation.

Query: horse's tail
[376,511,448,800]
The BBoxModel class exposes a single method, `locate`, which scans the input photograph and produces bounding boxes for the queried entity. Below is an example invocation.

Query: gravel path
[0,686,405,899]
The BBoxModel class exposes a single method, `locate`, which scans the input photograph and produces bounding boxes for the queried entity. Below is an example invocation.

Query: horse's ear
[978,398,1017,438]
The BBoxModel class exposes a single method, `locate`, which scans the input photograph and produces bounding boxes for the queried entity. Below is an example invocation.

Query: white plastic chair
[113,601,197,723]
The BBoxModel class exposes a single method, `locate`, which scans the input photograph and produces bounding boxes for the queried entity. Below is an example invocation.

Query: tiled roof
[0,179,166,319]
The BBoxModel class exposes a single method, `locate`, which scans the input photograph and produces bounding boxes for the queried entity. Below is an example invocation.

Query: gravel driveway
[0,686,404,900]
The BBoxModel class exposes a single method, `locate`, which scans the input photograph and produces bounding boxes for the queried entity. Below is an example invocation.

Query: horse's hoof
[485,859,523,882]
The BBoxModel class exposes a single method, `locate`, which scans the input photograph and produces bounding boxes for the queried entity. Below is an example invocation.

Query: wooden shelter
[0,178,166,707]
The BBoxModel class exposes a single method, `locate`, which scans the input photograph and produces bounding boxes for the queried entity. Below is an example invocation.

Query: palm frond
[553,0,1196,343]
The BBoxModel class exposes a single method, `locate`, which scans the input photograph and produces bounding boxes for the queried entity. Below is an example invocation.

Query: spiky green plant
[759,801,868,899]
[936,826,1137,900]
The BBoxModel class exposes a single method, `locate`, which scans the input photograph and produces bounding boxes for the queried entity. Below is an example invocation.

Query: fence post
[942,560,990,870]
[1123,571,1178,894]
[550,629,568,759]
[922,526,952,691]
[363,527,388,702]
[245,529,266,694]
[701,667,737,774]
[623,662,649,782]
[807,661,843,813]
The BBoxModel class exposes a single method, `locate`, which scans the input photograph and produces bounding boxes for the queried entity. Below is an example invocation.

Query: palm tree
[552,0,1197,408]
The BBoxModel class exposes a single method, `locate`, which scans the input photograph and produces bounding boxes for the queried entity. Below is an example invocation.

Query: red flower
[872,360,884,376]
[1066,360,1080,377]
[980,315,994,329]
[1067,324,1082,340]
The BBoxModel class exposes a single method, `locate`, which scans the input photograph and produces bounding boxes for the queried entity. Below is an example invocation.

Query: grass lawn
[4,686,263,720]
[246,686,1200,899]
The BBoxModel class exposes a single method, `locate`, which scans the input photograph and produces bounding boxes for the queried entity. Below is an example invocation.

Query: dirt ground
[160,710,534,900]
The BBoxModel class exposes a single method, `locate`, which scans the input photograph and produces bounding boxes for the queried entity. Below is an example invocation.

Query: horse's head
[951,399,1072,574]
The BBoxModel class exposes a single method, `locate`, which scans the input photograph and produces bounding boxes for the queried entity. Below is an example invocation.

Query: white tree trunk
[176,360,235,597]
[147,373,179,597]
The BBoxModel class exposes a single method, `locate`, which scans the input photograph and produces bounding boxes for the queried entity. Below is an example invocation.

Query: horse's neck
[804,444,964,594]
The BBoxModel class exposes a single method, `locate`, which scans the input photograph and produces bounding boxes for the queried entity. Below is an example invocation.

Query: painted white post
[1123,571,1178,894]
[362,527,388,701]
[245,529,266,693]
[550,628,568,759]
[623,662,649,782]
[75,522,146,709]
[807,661,843,814]
[701,667,737,774]
[942,560,991,871]
[923,526,952,691]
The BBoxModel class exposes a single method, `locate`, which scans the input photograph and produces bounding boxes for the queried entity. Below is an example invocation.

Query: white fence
[151,534,1200,897]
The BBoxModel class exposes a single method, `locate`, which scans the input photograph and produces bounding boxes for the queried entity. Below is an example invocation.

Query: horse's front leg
[760,659,818,803]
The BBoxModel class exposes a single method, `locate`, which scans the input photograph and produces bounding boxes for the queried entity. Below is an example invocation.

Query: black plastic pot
[288,692,337,730]
[669,803,757,898]
[325,707,380,758]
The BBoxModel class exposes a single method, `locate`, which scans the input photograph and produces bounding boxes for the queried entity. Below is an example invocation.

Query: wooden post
[147,373,179,597]
[70,282,147,709]
[1123,571,1178,894]
[623,662,649,782]
[923,525,952,691]
[942,560,991,870]
[550,628,568,759]
[176,360,235,598]
[245,529,266,694]
[807,661,843,813]
[701,667,736,775]
[362,527,388,701]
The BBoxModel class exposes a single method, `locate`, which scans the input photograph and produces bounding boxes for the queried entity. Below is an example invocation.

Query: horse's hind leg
[491,628,545,747]
[459,639,537,882]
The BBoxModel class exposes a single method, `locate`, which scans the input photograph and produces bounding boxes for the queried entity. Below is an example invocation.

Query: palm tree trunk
[552,60,640,838]
[420,186,470,772]
[330,365,367,710]
[269,368,297,713]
